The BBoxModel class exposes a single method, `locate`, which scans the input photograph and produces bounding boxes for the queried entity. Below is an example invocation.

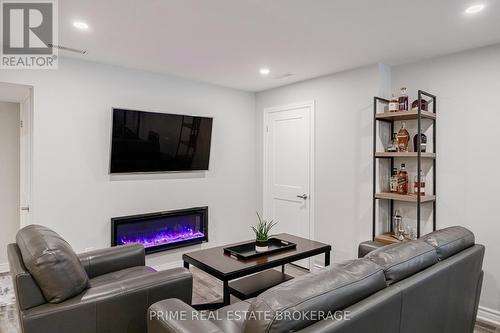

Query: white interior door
[264,101,314,269]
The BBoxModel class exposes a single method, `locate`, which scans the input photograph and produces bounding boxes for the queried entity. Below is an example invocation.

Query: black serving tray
[224,238,297,259]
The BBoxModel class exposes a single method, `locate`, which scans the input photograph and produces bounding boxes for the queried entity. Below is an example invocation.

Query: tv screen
[110,109,213,173]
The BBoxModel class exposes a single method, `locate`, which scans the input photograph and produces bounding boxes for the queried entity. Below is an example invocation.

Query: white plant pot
[255,244,269,253]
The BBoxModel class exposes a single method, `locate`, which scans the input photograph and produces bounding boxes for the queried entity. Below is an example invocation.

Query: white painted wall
[0,58,257,268]
[2,44,497,322]
[392,43,500,321]
[0,102,20,267]
[256,64,390,264]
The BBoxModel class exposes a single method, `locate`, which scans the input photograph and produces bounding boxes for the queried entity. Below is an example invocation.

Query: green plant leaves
[252,212,278,241]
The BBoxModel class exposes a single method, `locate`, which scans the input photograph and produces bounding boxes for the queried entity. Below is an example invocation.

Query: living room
[0,1,499,332]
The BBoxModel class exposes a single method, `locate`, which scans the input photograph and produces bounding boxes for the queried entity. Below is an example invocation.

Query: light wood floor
[1,267,498,333]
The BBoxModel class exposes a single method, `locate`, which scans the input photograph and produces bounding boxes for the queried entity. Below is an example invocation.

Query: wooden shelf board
[376,110,436,121]
[375,233,411,245]
[375,152,436,158]
[375,192,436,203]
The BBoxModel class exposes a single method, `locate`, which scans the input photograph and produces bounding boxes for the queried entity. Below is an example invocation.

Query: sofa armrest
[78,243,145,278]
[20,268,193,333]
[148,299,223,333]
[7,244,46,310]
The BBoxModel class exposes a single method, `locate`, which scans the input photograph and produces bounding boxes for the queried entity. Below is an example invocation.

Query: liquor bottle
[411,98,428,111]
[398,163,409,194]
[389,94,399,112]
[392,210,405,241]
[397,122,410,152]
[413,129,427,152]
[399,87,409,111]
[413,171,426,195]
[390,168,399,192]
[387,133,398,152]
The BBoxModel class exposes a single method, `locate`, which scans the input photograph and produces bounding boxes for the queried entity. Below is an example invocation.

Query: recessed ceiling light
[259,68,270,76]
[73,21,89,30]
[465,4,485,14]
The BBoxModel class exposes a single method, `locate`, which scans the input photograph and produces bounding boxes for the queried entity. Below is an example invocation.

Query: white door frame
[19,87,34,227]
[263,100,315,242]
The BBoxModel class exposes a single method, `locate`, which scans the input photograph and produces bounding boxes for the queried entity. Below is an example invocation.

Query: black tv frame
[109,108,213,174]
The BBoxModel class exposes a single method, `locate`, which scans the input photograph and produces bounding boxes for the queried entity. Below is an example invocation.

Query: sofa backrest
[244,258,386,333]
[15,224,89,303]
[420,226,475,260]
[365,240,438,285]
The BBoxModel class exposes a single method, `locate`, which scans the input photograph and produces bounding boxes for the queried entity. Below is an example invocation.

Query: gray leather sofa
[8,224,193,333]
[148,226,484,333]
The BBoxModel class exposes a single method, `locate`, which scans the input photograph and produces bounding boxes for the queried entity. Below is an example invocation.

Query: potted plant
[252,212,278,252]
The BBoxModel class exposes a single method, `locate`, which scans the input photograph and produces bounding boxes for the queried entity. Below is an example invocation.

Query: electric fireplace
[111,207,208,254]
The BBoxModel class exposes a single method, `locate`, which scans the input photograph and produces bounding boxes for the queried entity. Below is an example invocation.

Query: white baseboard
[477,306,500,326]
[0,263,9,273]
[152,260,184,272]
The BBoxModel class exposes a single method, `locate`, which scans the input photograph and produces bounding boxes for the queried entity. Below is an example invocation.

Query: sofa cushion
[16,225,89,303]
[244,259,386,333]
[420,226,475,260]
[366,240,438,286]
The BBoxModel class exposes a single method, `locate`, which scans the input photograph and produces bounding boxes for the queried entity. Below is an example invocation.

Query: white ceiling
[59,0,500,92]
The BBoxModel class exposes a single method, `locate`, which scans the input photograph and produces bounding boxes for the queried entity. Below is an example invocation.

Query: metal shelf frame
[372,90,437,240]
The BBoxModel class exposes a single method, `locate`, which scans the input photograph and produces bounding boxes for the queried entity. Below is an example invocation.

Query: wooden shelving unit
[372,90,437,241]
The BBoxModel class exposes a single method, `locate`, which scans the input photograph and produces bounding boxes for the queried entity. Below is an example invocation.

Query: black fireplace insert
[111,207,208,254]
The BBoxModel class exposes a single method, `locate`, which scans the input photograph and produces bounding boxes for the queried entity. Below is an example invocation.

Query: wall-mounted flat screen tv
[110,109,213,173]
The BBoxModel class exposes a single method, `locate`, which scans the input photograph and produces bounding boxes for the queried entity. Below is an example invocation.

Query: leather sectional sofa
[8,224,192,333]
[149,226,484,333]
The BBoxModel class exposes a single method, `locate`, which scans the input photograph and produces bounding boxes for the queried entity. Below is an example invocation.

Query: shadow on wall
[110,171,206,181]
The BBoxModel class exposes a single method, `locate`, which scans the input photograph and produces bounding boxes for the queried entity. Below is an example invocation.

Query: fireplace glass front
[111,207,208,254]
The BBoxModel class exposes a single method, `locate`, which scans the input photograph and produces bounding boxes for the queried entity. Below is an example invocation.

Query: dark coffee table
[182,233,331,309]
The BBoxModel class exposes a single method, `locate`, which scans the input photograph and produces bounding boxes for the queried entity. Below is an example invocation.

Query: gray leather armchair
[8,225,193,333]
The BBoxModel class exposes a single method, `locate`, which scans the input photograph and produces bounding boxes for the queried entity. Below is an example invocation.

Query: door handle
[296,194,308,200]
[21,206,30,212]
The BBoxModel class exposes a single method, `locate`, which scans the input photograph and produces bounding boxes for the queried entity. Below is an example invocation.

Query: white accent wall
[0,58,258,268]
[0,102,20,268]
[392,43,500,323]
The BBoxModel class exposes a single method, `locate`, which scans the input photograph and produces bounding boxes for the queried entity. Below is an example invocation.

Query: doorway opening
[0,82,33,273]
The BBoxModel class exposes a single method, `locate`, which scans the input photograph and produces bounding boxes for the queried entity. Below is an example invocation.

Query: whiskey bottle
[399,87,409,111]
[398,163,409,194]
[387,133,398,152]
[413,129,427,152]
[413,171,426,195]
[389,94,399,112]
[397,122,410,152]
[390,168,399,192]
